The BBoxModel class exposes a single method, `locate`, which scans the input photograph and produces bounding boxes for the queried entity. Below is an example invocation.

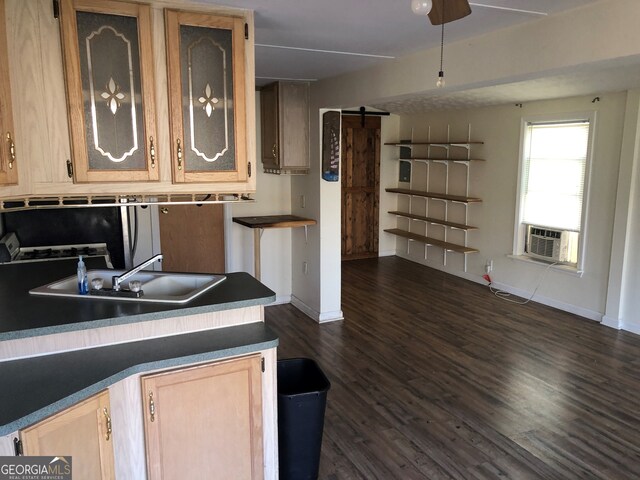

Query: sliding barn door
[341,115,380,260]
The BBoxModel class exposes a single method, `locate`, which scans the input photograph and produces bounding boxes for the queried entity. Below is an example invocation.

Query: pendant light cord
[439,0,445,73]
[439,23,444,72]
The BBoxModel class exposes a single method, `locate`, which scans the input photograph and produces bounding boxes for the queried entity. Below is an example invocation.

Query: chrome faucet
[112,254,163,291]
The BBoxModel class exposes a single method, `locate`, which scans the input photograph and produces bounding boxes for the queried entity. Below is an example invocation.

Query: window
[515,114,594,268]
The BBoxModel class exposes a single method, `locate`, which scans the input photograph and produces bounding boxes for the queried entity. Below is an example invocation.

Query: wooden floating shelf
[384,228,479,254]
[385,188,482,204]
[385,141,484,146]
[399,157,486,162]
[389,211,478,230]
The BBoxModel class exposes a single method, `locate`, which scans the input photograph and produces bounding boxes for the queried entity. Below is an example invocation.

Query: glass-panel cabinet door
[165,10,247,183]
[60,0,157,183]
[0,0,18,186]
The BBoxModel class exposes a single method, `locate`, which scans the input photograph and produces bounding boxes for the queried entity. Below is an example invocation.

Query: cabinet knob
[148,391,156,422]
[103,407,112,441]
[149,136,156,168]
[272,143,277,159]
[6,132,15,169]
[160,207,169,215]
[176,139,183,171]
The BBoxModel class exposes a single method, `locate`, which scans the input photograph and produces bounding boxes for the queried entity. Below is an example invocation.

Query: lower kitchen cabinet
[20,390,115,480]
[141,354,264,480]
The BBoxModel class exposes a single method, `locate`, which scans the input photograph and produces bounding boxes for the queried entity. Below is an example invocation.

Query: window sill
[507,254,584,277]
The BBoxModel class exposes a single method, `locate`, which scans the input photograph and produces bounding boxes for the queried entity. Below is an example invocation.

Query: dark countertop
[0,258,276,340]
[0,322,278,435]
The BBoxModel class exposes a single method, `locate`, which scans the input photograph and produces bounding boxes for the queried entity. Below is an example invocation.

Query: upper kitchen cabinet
[59,0,158,183]
[0,0,18,186]
[165,10,248,184]
[260,81,310,175]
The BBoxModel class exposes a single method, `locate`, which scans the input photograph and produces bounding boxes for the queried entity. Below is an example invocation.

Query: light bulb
[411,0,432,15]
[436,71,445,88]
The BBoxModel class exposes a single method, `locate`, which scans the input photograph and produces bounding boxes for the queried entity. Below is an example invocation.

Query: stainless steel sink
[29,269,226,304]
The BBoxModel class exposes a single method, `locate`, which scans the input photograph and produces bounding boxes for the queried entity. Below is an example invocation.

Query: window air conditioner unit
[525,225,579,264]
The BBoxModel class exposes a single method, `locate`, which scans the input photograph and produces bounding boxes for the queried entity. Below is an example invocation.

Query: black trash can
[277,358,331,480]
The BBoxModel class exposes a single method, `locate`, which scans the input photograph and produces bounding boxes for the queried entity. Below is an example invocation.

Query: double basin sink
[30,269,226,304]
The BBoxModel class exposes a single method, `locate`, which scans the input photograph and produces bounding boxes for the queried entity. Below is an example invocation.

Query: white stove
[0,232,112,267]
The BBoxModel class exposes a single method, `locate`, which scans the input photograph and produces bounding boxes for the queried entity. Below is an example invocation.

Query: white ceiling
[203,0,611,111]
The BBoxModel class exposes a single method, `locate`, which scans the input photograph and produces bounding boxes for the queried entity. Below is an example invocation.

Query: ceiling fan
[413,0,548,25]
[412,0,471,25]
[430,0,472,25]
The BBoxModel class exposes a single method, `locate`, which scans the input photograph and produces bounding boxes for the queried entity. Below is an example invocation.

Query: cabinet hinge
[52,0,60,19]
[13,438,22,456]
[66,160,73,178]
[248,161,252,178]
[261,357,265,372]
[244,23,249,40]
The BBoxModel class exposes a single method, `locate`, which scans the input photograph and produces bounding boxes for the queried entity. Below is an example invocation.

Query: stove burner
[24,248,54,259]
[10,243,111,264]
[61,246,98,258]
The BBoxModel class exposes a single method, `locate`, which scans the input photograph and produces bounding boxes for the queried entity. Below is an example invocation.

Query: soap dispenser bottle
[77,255,88,294]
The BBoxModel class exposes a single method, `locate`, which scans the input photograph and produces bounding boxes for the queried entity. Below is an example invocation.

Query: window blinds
[522,121,589,231]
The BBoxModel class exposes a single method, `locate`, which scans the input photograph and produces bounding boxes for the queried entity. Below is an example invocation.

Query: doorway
[341,115,381,260]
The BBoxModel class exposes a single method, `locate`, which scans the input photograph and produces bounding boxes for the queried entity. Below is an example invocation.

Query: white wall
[379,114,401,257]
[290,107,340,322]
[288,107,400,322]
[604,90,640,334]
[228,91,293,303]
[390,93,626,319]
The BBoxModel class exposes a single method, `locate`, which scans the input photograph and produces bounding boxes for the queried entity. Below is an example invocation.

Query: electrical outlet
[303,262,308,275]
[485,260,493,274]
[300,195,306,209]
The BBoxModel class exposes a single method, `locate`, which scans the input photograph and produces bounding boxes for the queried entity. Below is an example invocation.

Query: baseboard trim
[318,310,344,323]
[291,296,344,323]
[621,321,640,336]
[601,315,621,330]
[395,253,603,322]
[487,281,602,322]
[269,295,292,306]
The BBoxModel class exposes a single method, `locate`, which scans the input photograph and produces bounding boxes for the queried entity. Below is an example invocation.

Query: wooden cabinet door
[142,355,263,480]
[158,204,225,273]
[0,0,17,186]
[278,81,309,173]
[165,10,248,184]
[59,0,158,183]
[260,81,310,174]
[260,82,279,172]
[21,390,115,480]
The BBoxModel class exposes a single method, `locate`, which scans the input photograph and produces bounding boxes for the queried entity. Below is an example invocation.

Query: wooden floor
[265,256,640,480]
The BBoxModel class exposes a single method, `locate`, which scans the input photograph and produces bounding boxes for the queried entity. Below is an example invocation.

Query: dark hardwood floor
[265,256,640,480]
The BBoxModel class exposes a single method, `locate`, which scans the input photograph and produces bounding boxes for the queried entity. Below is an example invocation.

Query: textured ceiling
[197,0,636,112]
[205,0,600,84]
[372,60,640,114]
